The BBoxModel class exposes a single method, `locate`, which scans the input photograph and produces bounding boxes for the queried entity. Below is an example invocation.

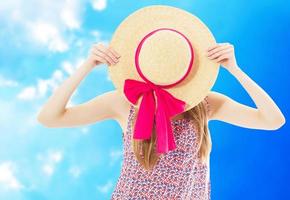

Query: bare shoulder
[207,91,228,104]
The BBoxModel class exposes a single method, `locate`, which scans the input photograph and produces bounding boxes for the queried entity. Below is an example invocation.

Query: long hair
[124,97,211,171]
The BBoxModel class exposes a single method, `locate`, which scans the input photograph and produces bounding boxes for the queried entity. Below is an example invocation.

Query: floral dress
[111,96,211,200]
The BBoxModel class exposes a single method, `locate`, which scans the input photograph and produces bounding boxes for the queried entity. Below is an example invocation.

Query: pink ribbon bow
[123,79,186,154]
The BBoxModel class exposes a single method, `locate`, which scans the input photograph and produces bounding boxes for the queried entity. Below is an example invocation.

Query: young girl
[37,42,285,200]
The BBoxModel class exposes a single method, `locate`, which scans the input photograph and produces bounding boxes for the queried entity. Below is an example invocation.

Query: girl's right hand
[86,42,121,68]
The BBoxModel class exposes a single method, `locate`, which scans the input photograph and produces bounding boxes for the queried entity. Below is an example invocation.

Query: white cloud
[0,161,24,190]
[61,58,86,76]
[0,75,19,87]
[37,149,63,177]
[0,0,83,52]
[68,166,82,178]
[91,0,107,11]
[17,58,86,101]
[96,179,114,194]
[42,164,54,177]
[0,98,40,134]
[28,21,69,52]
[16,71,66,100]
[90,30,110,45]
[109,149,123,167]
[62,61,76,76]
[17,86,37,100]
[80,127,90,134]
[90,30,102,40]
[17,75,61,101]
[37,79,50,98]
[60,0,81,30]
[49,151,63,163]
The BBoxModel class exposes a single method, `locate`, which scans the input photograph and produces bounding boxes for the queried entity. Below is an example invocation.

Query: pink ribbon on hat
[123,27,194,154]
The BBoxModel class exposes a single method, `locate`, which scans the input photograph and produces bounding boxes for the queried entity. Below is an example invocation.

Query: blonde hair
[124,98,211,171]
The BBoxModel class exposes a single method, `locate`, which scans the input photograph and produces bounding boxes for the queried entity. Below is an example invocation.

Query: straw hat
[108,5,220,154]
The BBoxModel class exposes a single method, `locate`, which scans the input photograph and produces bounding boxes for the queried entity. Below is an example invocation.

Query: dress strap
[122,104,135,141]
[126,104,136,136]
[129,104,136,121]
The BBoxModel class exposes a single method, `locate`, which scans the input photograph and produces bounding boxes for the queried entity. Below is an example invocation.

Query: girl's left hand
[206,42,238,72]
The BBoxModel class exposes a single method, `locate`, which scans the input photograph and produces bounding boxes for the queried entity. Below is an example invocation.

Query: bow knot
[123,79,186,154]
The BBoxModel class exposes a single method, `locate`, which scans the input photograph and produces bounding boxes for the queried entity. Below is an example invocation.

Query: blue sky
[0,0,289,200]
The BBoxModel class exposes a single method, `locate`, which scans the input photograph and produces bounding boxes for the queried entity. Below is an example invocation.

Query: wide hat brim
[108,5,220,111]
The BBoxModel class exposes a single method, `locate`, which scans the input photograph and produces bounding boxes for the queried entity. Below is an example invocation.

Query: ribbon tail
[154,89,187,154]
[133,90,156,140]
[155,96,176,154]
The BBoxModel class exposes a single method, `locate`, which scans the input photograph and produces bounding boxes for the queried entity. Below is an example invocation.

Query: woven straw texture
[108,5,220,111]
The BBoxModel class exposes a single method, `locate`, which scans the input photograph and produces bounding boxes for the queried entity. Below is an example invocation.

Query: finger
[94,45,116,64]
[107,47,120,62]
[100,45,119,62]
[93,54,111,66]
[213,52,231,62]
[208,48,233,60]
[207,44,232,57]
[207,43,218,51]
[108,46,121,58]
[92,48,115,65]
[207,42,229,52]
[90,49,111,65]
[95,44,118,63]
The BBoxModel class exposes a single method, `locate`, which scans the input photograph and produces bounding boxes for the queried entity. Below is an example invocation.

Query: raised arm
[206,42,285,130]
[37,43,121,128]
